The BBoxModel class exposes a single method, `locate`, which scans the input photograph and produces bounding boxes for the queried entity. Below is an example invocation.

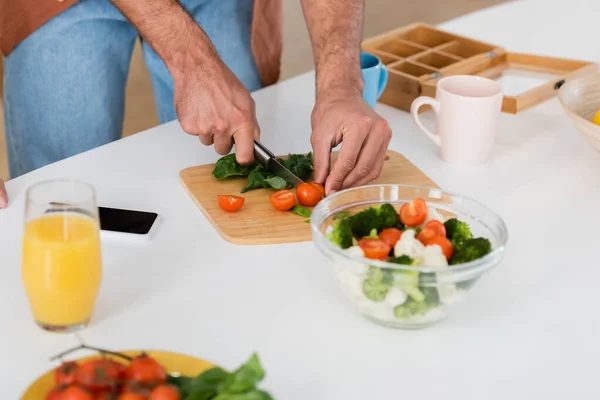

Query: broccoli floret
[389,255,414,265]
[363,228,378,239]
[393,287,439,319]
[444,218,473,249]
[449,238,492,265]
[362,266,393,301]
[327,219,353,249]
[348,203,404,238]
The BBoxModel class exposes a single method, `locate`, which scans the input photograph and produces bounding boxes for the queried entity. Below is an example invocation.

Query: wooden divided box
[362,23,598,114]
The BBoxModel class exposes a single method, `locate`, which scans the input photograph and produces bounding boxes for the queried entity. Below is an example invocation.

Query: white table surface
[3,0,600,397]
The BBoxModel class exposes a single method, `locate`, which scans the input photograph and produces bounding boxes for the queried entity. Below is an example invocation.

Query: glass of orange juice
[21,180,102,332]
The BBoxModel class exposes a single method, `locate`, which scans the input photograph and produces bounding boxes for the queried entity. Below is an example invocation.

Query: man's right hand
[0,179,7,209]
[171,54,260,166]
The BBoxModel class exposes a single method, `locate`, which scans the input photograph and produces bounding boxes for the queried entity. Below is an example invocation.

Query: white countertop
[3,0,600,397]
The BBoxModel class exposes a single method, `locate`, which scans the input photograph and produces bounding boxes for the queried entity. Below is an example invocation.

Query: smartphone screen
[98,207,158,235]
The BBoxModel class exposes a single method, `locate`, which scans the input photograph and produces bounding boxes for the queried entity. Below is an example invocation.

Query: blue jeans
[2,0,262,178]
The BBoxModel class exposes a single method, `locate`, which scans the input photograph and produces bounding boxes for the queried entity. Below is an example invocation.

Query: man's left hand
[310,87,392,195]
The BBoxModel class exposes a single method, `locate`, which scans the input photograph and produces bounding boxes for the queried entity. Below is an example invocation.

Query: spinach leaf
[217,353,265,394]
[264,175,289,190]
[213,154,257,179]
[277,153,314,180]
[241,167,291,193]
[291,205,311,218]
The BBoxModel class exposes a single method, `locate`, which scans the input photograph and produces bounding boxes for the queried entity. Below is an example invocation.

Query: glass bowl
[310,184,508,329]
[558,73,600,152]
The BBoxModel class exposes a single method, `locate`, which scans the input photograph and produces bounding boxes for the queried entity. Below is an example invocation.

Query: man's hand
[173,57,259,165]
[0,179,7,209]
[311,87,392,194]
[110,0,259,165]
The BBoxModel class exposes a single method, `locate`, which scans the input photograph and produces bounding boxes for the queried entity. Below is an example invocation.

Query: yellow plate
[21,350,214,399]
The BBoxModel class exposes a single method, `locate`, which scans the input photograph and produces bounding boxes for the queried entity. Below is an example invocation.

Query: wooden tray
[180,150,437,245]
[362,23,598,114]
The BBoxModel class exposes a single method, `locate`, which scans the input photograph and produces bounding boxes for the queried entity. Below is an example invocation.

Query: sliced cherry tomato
[311,182,326,197]
[423,236,453,260]
[416,228,436,244]
[149,385,180,400]
[378,228,403,248]
[217,195,245,213]
[61,385,94,400]
[423,220,446,237]
[46,386,66,400]
[269,190,296,211]
[124,354,167,386]
[296,183,324,207]
[117,394,147,400]
[400,198,428,227]
[56,361,79,386]
[76,359,124,392]
[358,238,392,260]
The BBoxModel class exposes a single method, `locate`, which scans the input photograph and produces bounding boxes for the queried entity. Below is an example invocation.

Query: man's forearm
[110,0,217,76]
[300,0,365,95]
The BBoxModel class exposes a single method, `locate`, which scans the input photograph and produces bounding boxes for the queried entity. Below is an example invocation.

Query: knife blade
[253,140,305,188]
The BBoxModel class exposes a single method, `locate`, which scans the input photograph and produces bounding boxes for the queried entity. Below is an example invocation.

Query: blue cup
[361,52,388,108]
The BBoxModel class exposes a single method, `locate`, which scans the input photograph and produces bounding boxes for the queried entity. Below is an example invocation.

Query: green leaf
[264,175,289,190]
[278,153,314,180]
[213,154,257,179]
[218,353,265,394]
[212,390,274,400]
[291,205,311,218]
[241,167,270,193]
[171,367,230,399]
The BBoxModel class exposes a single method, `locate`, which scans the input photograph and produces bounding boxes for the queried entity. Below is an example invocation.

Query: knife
[253,140,305,188]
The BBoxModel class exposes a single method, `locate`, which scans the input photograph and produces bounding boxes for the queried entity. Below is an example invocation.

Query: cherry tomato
[76,359,124,391]
[378,228,403,248]
[400,198,428,227]
[423,220,446,237]
[269,190,296,211]
[296,183,323,207]
[310,182,325,197]
[217,195,245,212]
[124,354,167,386]
[423,236,453,260]
[117,394,147,400]
[149,385,180,400]
[416,228,436,244]
[46,386,65,400]
[95,391,118,400]
[56,361,79,386]
[61,385,94,400]
[358,238,392,260]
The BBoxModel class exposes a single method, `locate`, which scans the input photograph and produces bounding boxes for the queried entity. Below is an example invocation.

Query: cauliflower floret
[422,207,445,226]
[385,287,408,307]
[421,244,448,267]
[358,300,395,322]
[394,229,425,260]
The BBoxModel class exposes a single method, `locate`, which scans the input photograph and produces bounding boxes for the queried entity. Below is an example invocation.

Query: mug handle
[376,66,389,100]
[410,96,441,146]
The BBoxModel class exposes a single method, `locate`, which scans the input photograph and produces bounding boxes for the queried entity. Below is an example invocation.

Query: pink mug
[411,75,503,166]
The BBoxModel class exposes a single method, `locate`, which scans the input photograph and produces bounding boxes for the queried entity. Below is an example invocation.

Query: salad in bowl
[310,184,508,329]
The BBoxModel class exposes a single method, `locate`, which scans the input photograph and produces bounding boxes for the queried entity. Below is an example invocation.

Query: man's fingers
[311,131,333,185]
[0,180,8,209]
[325,122,368,194]
[341,121,392,189]
[198,133,214,146]
[214,133,234,156]
[232,125,256,165]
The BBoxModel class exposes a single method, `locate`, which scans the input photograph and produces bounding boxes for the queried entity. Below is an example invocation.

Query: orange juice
[21,213,102,328]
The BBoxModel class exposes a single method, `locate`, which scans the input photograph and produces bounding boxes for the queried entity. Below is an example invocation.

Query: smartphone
[99,206,160,241]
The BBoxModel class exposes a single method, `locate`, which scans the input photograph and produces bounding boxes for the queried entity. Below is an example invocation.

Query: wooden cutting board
[180,150,436,245]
